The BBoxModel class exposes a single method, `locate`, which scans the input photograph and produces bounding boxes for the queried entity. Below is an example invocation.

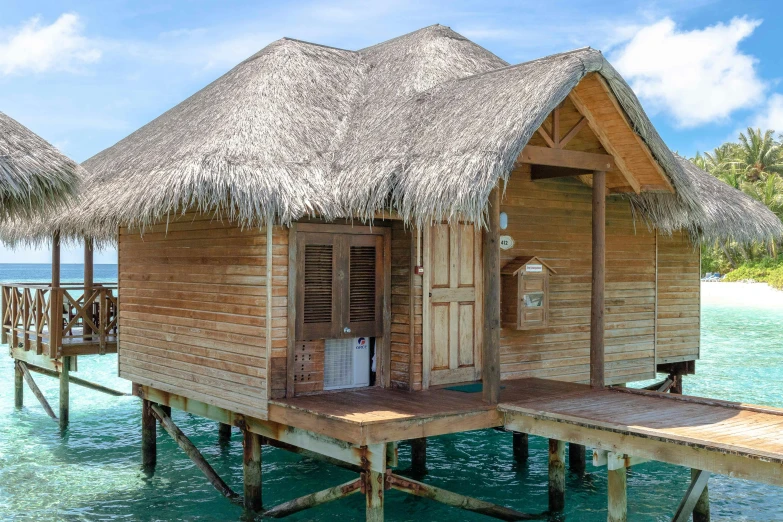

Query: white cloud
[610,17,764,127]
[0,13,101,75]
[745,93,783,136]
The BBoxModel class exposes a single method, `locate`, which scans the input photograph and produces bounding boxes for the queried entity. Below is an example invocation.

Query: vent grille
[350,245,376,323]
[303,244,333,324]
[324,339,353,389]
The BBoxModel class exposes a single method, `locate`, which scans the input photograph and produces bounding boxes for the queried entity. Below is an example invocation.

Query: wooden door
[425,224,482,386]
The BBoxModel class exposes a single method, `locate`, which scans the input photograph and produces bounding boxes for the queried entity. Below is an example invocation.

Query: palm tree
[745,173,783,220]
[735,128,783,182]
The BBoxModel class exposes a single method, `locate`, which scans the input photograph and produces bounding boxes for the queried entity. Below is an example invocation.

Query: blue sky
[1,0,782,263]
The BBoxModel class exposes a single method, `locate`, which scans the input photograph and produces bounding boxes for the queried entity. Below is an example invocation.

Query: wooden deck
[271,378,783,486]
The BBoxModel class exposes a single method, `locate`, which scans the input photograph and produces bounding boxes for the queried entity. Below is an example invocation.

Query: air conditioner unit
[324,337,370,390]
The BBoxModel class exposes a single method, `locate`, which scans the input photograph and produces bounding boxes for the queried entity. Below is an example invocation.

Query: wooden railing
[1,283,118,357]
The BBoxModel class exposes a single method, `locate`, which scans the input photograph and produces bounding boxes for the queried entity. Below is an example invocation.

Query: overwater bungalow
[5,25,783,521]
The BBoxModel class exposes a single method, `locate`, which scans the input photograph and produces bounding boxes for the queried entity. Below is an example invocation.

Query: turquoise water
[1,264,782,521]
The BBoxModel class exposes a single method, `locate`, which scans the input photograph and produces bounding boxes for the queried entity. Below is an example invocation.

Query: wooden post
[607,467,627,522]
[483,186,501,404]
[590,170,606,389]
[671,373,683,395]
[51,231,61,287]
[692,468,710,522]
[569,443,586,474]
[59,356,70,430]
[84,237,94,339]
[141,399,157,473]
[548,439,565,512]
[512,432,528,464]
[14,360,23,409]
[364,444,386,522]
[218,422,232,444]
[243,429,263,511]
[410,438,427,477]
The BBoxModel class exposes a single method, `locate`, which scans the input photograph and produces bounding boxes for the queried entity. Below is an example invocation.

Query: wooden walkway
[271,378,783,486]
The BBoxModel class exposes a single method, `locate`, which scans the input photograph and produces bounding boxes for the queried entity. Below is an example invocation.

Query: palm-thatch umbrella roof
[0,111,83,220]
[42,24,781,245]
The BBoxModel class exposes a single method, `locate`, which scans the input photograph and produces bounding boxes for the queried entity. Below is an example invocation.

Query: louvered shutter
[344,234,383,337]
[296,233,337,339]
[296,230,384,341]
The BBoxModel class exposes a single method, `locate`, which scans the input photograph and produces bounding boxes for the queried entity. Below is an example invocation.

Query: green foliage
[693,128,783,278]
[719,256,783,288]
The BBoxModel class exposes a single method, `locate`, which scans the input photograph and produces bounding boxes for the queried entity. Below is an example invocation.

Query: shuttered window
[296,230,384,340]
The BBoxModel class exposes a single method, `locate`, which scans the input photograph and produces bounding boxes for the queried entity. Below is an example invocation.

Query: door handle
[343,327,352,334]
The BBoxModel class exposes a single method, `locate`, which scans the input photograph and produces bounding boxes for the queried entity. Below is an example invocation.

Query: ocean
[0,264,782,521]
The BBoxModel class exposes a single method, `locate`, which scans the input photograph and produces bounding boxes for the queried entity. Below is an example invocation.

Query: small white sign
[499,235,515,250]
[525,264,543,273]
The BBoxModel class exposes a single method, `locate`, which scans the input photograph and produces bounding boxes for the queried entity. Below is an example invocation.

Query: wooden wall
[497,167,658,385]
[390,222,417,389]
[269,226,289,398]
[656,232,701,364]
[118,214,269,419]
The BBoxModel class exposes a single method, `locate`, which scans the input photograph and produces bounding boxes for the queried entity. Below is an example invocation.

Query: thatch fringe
[0,112,82,220]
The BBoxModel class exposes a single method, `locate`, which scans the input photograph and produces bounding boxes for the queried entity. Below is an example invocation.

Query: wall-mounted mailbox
[501,256,556,330]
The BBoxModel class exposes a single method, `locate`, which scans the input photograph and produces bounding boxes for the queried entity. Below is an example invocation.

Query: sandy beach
[701,281,783,308]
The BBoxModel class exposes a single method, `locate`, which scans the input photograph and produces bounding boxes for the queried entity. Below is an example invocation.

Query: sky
[1,0,783,263]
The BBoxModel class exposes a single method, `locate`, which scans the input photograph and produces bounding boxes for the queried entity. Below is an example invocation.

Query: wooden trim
[559,117,587,149]
[654,229,658,367]
[421,226,432,390]
[537,127,556,149]
[296,223,389,235]
[266,224,273,401]
[473,223,483,380]
[382,227,392,388]
[408,228,417,390]
[520,145,615,172]
[286,223,298,399]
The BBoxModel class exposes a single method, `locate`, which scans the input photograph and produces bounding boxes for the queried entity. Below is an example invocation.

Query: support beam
[14,360,23,409]
[26,364,128,396]
[218,423,231,445]
[512,432,528,464]
[84,237,93,339]
[59,356,70,430]
[520,146,615,172]
[568,443,586,474]
[150,404,239,502]
[548,439,565,512]
[18,361,56,420]
[671,374,683,395]
[265,437,362,473]
[483,186,501,405]
[243,429,263,512]
[607,467,627,522]
[672,470,710,522]
[387,473,540,521]
[264,478,362,518]
[141,399,157,473]
[364,443,386,522]
[692,468,710,522]
[410,438,427,477]
[590,170,606,389]
[51,231,60,287]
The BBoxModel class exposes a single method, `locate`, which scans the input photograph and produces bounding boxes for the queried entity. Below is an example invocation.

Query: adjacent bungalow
[5,25,783,521]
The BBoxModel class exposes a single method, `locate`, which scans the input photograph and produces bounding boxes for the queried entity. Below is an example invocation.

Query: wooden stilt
[548,439,565,512]
[365,469,384,522]
[410,438,427,477]
[141,399,157,473]
[387,473,540,520]
[59,356,70,430]
[692,468,710,522]
[607,467,627,522]
[671,374,683,395]
[218,422,231,444]
[569,443,586,474]
[672,470,710,522]
[483,186,501,404]
[512,432,528,464]
[150,404,239,501]
[590,170,606,389]
[264,478,362,518]
[18,361,57,420]
[243,429,263,512]
[14,360,23,409]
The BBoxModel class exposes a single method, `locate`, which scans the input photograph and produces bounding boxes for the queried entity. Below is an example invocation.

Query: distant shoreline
[701,281,783,307]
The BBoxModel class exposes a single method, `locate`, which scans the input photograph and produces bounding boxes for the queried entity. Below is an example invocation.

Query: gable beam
[560,117,587,149]
[521,145,615,172]
[568,91,642,194]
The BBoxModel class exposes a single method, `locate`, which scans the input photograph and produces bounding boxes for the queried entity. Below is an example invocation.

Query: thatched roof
[628,156,783,245]
[39,24,780,245]
[0,112,82,220]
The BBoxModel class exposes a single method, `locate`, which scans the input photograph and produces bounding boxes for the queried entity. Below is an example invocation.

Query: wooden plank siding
[498,167,657,385]
[118,214,269,419]
[656,232,701,364]
[390,222,414,389]
[269,226,289,398]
